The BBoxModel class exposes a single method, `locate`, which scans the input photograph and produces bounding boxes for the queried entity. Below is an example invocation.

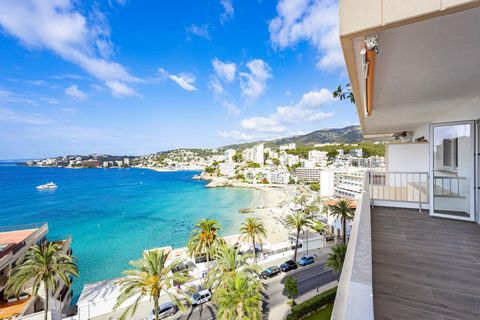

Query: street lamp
[313,253,320,293]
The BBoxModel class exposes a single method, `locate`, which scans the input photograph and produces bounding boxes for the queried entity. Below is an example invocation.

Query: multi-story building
[295,167,322,182]
[279,143,296,151]
[333,171,364,200]
[333,2,480,319]
[218,162,235,177]
[224,149,236,163]
[0,224,74,319]
[348,148,363,157]
[266,170,290,184]
[308,150,328,166]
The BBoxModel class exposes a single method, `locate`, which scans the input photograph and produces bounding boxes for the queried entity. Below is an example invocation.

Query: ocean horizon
[0,165,264,302]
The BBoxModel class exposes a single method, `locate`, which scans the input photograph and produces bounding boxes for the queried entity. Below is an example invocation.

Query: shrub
[286,287,337,320]
[309,182,320,192]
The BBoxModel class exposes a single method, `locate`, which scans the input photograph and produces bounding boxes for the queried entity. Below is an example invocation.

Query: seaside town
[1,0,479,320]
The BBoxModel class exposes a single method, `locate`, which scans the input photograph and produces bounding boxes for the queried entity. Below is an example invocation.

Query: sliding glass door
[430,121,475,221]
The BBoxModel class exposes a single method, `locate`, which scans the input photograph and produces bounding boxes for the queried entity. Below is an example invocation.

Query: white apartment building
[308,150,328,167]
[218,162,235,177]
[348,148,363,157]
[333,2,480,319]
[242,143,264,165]
[224,149,236,163]
[266,170,290,184]
[279,143,296,151]
[123,158,130,166]
[320,170,335,197]
[334,171,365,200]
[295,167,322,182]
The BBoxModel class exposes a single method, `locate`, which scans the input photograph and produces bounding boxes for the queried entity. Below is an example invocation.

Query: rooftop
[0,297,32,319]
[0,229,36,247]
[371,207,480,319]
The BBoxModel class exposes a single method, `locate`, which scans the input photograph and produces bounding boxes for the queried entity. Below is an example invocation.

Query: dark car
[260,266,281,279]
[280,260,298,272]
[298,254,315,266]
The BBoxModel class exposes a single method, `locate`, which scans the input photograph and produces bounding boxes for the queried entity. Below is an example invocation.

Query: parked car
[146,301,178,319]
[298,254,315,266]
[260,266,281,279]
[191,289,211,306]
[280,260,298,272]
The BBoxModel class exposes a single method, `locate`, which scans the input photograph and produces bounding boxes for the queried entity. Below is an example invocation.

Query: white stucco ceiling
[357,7,480,135]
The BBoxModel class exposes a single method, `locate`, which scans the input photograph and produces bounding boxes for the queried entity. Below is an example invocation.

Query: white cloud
[209,77,224,95]
[0,0,140,97]
[269,0,343,71]
[0,107,51,125]
[65,84,87,100]
[218,130,252,141]
[186,24,211,40]
[239,59,272,100]
[220,0,234,23]
[106,81,141,98]
[240,88,334,133]
[212,58,236,82]
[169,74,198,91]
[221,100,240,115]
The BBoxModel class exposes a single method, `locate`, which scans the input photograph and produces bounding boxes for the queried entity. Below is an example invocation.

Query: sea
[0,164,264,302]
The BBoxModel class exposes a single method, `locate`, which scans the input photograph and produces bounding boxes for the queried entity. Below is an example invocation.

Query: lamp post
[313,253,320,292]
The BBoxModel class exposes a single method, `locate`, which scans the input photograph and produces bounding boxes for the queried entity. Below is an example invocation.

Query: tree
[213,273,263,320]
[6,241,79,320]
[312,220,328,234]
[284,276,298,305]
[328,199,355,245]
[310,182,320,192]
[333,83,355,103]
[240,218,267,265]
[285,211,313,260]
[187,219,224,270]
[114,249,189,320]
[206,244,259,290]
[326,243,347,273]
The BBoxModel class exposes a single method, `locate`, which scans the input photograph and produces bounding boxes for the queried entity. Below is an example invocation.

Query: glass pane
[433,124,472,217]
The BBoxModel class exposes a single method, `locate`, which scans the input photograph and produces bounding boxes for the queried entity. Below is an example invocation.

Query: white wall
[320,170,335,197]
[386,143,429,172]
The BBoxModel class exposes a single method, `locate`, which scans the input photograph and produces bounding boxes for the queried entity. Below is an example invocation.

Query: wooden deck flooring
[371,207,480,320]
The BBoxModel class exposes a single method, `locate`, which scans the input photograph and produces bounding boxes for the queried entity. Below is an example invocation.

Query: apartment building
[0,224,74,319]
[266,170,290,184]
[308,150,328,167]
[295,167,322,182]
[333,1,480,319]
[279,143,296,151]
[334,172,364,200]
[224,148,236,163]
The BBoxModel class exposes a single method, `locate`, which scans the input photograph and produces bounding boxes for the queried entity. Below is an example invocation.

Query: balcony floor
[371,207,480,320]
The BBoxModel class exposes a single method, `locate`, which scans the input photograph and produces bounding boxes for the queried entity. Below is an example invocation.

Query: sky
[0,0,358,159]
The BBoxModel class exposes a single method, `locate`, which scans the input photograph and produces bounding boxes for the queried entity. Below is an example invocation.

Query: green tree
[326,243,348,273]
[240,218,267,265]
[312,220,328,234]
[213,273,263,320]
[6,241,79,320]
[285,211,313,260]
[284,276,299,305]
[187,219,224,270]
[206,244,259,290]
[328,199,355,245]
[310,182,320,192]
[114,249,189,320]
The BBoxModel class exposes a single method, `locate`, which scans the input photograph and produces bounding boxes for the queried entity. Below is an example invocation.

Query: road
[93,248,337,320]
[178,262,338,320]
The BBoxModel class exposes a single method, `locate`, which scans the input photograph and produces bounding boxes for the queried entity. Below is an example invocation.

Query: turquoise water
[0,165,263,302]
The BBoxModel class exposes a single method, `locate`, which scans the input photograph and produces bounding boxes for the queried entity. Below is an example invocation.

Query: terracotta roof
[324,199,357,208]
[0,229,36,246]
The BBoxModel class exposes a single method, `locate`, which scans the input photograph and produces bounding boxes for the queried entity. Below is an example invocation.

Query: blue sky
[0,0,357,159]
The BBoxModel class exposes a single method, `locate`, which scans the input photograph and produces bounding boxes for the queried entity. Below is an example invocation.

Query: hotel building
[333,1,480,319]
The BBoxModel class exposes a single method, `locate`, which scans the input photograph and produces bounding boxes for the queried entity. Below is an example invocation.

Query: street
[94,248,338,320]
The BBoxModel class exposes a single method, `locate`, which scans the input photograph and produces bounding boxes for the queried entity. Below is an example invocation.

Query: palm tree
[5,241,79,320]
[114,249,189,320]
[312,220,328,235]
[206,244,259,290]
[326,243,347,272]
[187,219,224,270]
[285,211,313,260]
[328,199,355,245]
[240,218,267,264]
[213,273,263,320]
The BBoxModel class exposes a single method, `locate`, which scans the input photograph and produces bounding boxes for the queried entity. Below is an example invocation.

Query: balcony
[332,173,480,319]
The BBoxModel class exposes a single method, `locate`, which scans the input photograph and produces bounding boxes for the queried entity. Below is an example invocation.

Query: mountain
[221,125,363,150]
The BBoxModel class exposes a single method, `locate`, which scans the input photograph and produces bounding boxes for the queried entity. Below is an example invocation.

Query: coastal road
[176,261,338,320]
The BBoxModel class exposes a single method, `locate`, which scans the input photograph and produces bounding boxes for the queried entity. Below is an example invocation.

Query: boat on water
[36,182,57,190]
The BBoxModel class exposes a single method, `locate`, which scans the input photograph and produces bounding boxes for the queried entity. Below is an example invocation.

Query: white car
[191,289,211,307]
[145,301,178,319]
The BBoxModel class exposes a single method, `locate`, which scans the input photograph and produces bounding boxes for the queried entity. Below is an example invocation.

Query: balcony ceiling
[356,7,480,136]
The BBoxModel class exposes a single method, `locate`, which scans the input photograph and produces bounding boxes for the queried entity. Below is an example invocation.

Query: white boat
[36,182,57,190]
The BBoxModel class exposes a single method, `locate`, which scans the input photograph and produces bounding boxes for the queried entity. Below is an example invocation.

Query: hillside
[221,125,363,150]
